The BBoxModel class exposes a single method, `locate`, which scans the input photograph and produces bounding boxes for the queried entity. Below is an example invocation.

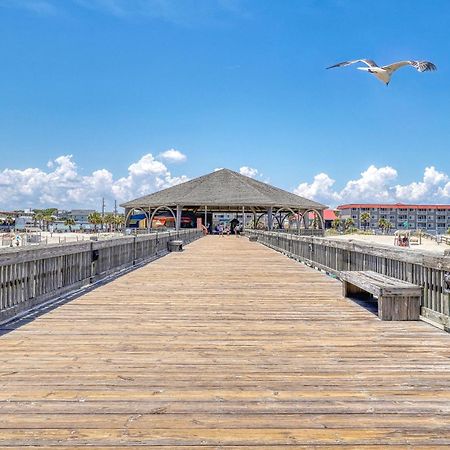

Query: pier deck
[1,235,450,448]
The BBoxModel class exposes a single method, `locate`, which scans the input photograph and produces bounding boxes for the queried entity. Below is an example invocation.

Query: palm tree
[385,220,392,233]
[378,218,388,233]
[64,218,76,232]
[33,211,44,229]
[114,214,125,231]
[344,217,355,232]
[103,213,115,232]
[43,215,54,231]
[88,212,102,232]
[332,218,341,232]
[360,212,371,231]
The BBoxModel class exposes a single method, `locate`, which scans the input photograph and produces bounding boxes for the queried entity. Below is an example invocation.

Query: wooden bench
[340,271,422,321]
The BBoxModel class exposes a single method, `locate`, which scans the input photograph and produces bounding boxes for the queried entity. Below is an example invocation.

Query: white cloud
[340,165,398,203]
[395,166,449,202]
[0,153,189,211]
[294,165,450,206]
[158,148,187,163]
[239,166,259,178]
[294,172,341,204]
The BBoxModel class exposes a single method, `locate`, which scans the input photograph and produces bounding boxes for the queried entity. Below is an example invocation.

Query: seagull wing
[326,59,378,69]
[382,60,437,73]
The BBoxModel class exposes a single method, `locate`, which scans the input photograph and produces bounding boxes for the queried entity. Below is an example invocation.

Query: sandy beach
[330,233,450,255]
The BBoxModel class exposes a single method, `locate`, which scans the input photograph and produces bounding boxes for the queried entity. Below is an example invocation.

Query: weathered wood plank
[0,236,450,447]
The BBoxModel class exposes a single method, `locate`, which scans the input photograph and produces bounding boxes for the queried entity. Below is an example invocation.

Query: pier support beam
[176,205,182,231]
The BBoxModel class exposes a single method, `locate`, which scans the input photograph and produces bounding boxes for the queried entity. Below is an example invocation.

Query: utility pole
[114,200,117,216]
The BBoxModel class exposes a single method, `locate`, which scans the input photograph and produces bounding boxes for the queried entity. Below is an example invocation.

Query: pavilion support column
[147,207,152,232]
[204,206,208,228]
[124,208,132,234]
[318,209,325,230]
[297,210,302,235]
[242,207,246,229]
[175,205,182,231]
[267,207,273,231]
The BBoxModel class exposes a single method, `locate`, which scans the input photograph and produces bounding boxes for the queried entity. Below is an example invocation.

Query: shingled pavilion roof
[121,168,326,212]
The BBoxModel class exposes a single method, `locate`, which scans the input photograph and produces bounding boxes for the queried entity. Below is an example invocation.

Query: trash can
[249,235,258,242]
[168,240,183,252]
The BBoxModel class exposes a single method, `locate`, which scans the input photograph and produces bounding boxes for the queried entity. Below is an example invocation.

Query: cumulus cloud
[158,148,187,163]
[239,166,259,178]
[294,165,450,206]
[395,166,449,202]
[0,153,189,210]
[294,172,341,203]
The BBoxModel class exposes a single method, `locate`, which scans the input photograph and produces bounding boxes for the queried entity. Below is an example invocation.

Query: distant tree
[332,218,341,231]
[378,218,388,233]
[64,218,76,232]
[344,217,355,232]
[3,216,14,229]
[88,212,102,232]
[43,215,55,231]
[33,211,44,228]
[103,213,115,232]
[114,214,125,231]
[331,211,341,231]
[360,212,371,231]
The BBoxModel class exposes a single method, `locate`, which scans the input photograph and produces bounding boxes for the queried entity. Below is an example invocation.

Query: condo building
[338,203,450,233]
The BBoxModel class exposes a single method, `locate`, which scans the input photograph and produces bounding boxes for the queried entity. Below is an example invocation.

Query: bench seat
[340,270,422,321]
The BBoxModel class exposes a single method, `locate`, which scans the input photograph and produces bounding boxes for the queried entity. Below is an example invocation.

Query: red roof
[308,209,337,220]
[338,203,450,210]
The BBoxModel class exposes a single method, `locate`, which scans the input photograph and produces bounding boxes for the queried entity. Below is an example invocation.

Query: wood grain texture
[1,235,450,447]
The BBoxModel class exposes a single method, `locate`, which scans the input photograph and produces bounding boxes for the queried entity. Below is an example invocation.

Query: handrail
[247,230,450,331]
[0,229,203,324]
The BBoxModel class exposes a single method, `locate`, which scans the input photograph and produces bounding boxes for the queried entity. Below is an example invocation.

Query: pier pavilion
[121,168,327,231]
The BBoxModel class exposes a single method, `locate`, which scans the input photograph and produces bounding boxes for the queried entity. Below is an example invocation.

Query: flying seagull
[326,59,436,85]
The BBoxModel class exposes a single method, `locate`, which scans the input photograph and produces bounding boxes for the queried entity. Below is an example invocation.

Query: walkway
[1,235,450,448]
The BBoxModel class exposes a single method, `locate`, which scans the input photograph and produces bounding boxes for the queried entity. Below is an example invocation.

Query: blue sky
[0,0,449,210]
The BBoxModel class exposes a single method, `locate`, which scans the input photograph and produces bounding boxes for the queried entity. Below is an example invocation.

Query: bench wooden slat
[340,270,422,321]
[340,271,422,297]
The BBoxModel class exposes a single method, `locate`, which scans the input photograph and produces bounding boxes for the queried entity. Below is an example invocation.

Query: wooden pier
[1,235,450,448]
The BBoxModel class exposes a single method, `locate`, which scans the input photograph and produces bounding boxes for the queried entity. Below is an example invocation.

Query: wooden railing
[0,229,202,324]
[247,230,450,331]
